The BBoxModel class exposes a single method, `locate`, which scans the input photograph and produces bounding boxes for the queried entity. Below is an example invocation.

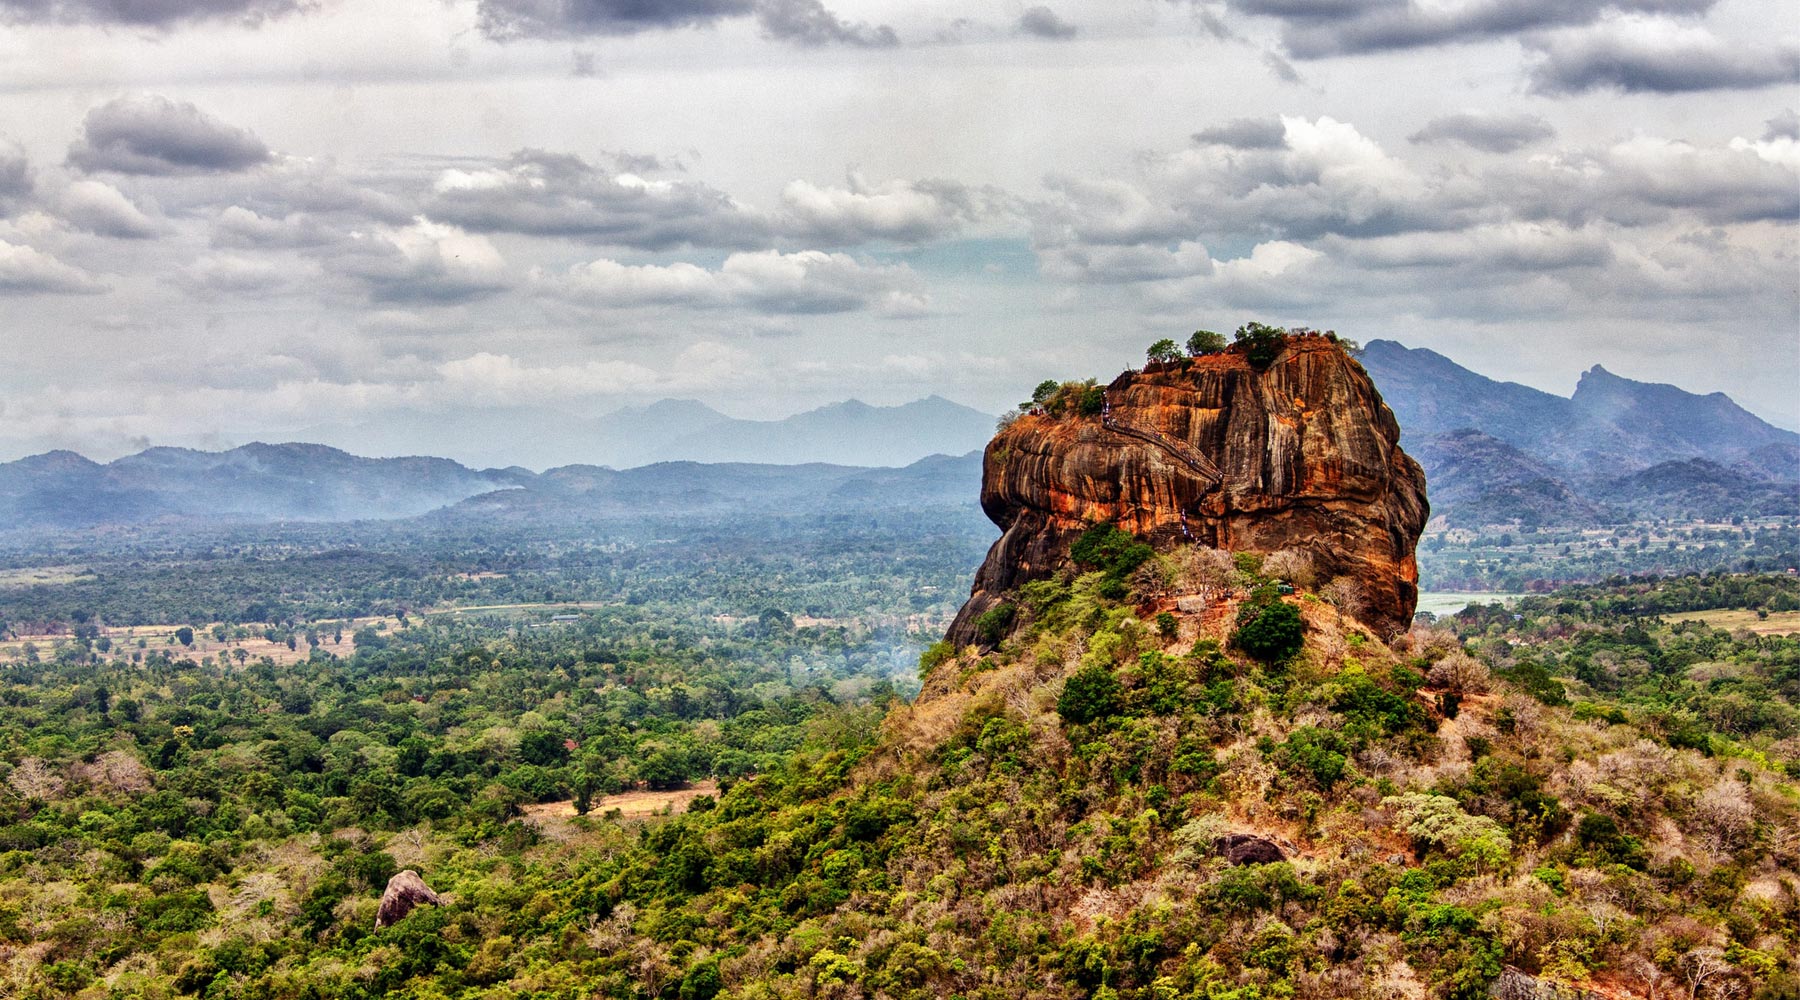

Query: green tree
[975,603,1016,646]
[174,626,194,647]
[1233,598,1303,661]
[1031,379,1060,405]
[1233,321,1288,368]
[1145,338,1183,365]
[1058,664,1122,725]
[1187,329,1226,354]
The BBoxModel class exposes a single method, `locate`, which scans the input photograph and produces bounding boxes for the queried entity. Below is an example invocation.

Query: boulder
[948,336,1428,643]
[1489,966,1598,1000]
[375,869,442,929]
[1215,833,1286,866]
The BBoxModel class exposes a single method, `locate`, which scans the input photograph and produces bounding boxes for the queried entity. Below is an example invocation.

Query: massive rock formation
[375,870,442,929]
[948,334,1429,640]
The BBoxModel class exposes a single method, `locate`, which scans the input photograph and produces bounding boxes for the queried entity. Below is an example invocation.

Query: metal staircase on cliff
[1100,391,1227,487]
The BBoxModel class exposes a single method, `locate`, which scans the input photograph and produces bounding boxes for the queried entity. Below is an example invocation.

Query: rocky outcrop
[948,335,1428,641]
[375,870,442,929]
[1489,966,1600,1000]
[1215,833,1286,865]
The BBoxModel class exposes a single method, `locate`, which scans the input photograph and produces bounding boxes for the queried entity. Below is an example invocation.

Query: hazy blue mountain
[1359,341,1573,453]
[294,399,734,472]
[1408,430,1602,527]
[295,396,993,470]
[1594,459,1800,522]
[649,396,996,467]
[1362,340,1799,477]
[439,451,986,524]
[1361,339,1798,525]
[0,443,525,530]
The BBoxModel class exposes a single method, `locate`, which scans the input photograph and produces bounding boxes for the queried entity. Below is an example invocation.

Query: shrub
[1170,546,1236,596]
[975,604,1017,646]
[918,640,956,679]
[1427,652,1491,695]
[1267,726,1349,791]
[1154,611,1178,639]
[1499,658,1566,705]
[1233,599,1304,662]
[1384,793,1512,867]
[1070,523,1155,581]
[1261,548,1318,590]
[1058,665,1122,725]
[1234,321,1288,368]
[1320,576,1366,619]
[1146,338,1183,365]
[1187,329,1227,354]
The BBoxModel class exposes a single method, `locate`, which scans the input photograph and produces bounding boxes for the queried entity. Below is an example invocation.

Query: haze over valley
[1,1,1796,998]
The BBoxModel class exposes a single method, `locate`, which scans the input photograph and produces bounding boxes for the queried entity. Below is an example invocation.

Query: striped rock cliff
[948,334,1430,641]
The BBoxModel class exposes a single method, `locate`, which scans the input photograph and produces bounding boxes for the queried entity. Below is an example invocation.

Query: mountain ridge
[1358,339,1799,526]
[290,394,996,471]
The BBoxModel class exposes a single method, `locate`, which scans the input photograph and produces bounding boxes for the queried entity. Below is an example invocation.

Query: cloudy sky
[0,0,1795,463]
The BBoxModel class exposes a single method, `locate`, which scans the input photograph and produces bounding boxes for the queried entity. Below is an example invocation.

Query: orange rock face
[948,336,1429,641]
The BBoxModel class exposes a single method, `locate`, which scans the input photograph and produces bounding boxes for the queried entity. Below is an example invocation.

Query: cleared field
[0,615,404,665]
[1659,609,1800,635]
[441,601,612,615]
[521,781,720,841]
[0,565,93,588]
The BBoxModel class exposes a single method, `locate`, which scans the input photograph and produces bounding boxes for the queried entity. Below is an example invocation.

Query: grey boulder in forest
[376,869,442,928]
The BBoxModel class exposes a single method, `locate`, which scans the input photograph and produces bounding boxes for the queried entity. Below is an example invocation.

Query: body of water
[1416,592,1525,616]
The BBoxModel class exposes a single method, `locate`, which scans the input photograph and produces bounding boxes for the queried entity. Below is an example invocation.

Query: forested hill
[0,445,985,533]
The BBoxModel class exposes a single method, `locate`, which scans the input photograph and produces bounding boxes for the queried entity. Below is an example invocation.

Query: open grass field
[0,615,405,665]
[0,565,93,588]
[520,780,722,841]
[1659,608,1800,635]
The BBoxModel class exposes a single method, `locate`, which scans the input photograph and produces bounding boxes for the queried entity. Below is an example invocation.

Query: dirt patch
[1659,609,1800,635]
[521,780,720,839]
[0,565,92,589]
[0,616,400,666]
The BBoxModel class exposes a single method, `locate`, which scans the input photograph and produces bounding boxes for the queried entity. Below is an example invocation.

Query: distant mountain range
[1,343,1793,534]
[0,444,529,530]
[0,440,986,534]
[295,395,997,471]
[1359,340,1799,526]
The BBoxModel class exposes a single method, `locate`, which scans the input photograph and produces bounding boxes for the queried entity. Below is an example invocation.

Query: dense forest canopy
[0,493,1794,1000]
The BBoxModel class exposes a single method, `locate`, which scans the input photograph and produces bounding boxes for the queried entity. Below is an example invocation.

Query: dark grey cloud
[477,0,754,39]
[756,0,896,47]
[1017,5,1077,39]
[68,95,271,176]
[1192,117,1287,149]
[0,141,31,215]
[477,0,895,46]
[1263,51,1303,82]
[1228,0,1717,58]
[0,0,310,28]
[426,149,770,249]
[1767,110,1800,141]
[1527,25,1800,94]
[1489,137,1800,226]
[1409,112,1554,152]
